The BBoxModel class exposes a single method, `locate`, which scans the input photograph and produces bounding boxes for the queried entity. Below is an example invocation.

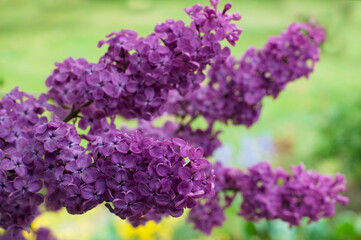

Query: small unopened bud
[223,2,232,14]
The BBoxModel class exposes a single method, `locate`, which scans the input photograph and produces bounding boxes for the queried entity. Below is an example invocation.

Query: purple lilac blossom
[45,0,242,131]
[35,115,215,225]
[188,162,348,234]
[0,88,48,237]
[0,0,348,237]
[239,162,348,225]
[88,130,215,226]
[167,22,326,126]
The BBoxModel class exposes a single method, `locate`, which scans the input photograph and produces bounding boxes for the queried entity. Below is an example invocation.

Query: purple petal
[66,184,80,197]
[1,159,15,171]
[13,178,26,190]
[62,174,73,185]
[138,183,151,196]
[116,140,129,153]
[170,208,184,218]
[156,163,170,177]
[134,94,146,106]
[121,206,133,217]
[113,199,127,209]
[27,179,42,192]
[54,127,68,137]
[178,167,193,180]
[44,139,58,152]
[0,126,10,138]
[149,179,161,192]
[104,83,118,98]
[155,194,170,206]
[123,155,137,169]
[15,166,27,177]
[130,202,145,213]
[144,87,155,99]
[129,142,142,154]
[95,179,106,194]
[77,154,92,169]
[149,146,163,158]
[82,167,98,183]
[81,185,95,200]
[125,191,136,203]
[191,158,210,170]
[186,197,197,208]
[65,162,77,173]
[177,181,192,195]
[111,152,124,164]
[133,172,149,183]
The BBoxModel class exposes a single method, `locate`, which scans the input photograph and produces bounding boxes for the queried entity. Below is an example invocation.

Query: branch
[62,100,93,123]
[175,115,199,134]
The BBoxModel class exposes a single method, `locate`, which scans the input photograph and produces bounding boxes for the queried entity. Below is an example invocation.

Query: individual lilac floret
[167,22,325,127]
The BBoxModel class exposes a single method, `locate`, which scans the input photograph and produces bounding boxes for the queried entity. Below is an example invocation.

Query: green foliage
[316,98,361,183]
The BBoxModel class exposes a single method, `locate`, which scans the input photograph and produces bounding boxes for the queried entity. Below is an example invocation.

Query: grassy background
[1,0,361,239]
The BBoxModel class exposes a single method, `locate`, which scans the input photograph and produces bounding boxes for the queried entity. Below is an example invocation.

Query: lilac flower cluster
[0,88,48,237]
[188,162,348,234]
[34,116,100,213]
[33,115,215,225]
[0,0,349,238]
[45,0,242,129]
[89,131,214,226]
[239,162,348,225]
[0,88,216,236]
[167,22,326,126]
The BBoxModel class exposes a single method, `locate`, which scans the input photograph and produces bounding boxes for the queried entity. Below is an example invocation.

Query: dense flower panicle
[32,114,216,225]
[167,22,326,126]
[0,89,48,237]
[188,162,348,234]
[45,1,242,127]
[0,0,347,237]
[88,130,215,225]
[239,162,348,225]
[33,116,103,214]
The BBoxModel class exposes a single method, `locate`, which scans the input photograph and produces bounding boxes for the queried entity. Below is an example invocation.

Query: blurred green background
[1,0,361,239]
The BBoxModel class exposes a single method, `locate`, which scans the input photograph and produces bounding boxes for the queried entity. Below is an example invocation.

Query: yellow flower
[114,215,183,240]
[30,207,112,240]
